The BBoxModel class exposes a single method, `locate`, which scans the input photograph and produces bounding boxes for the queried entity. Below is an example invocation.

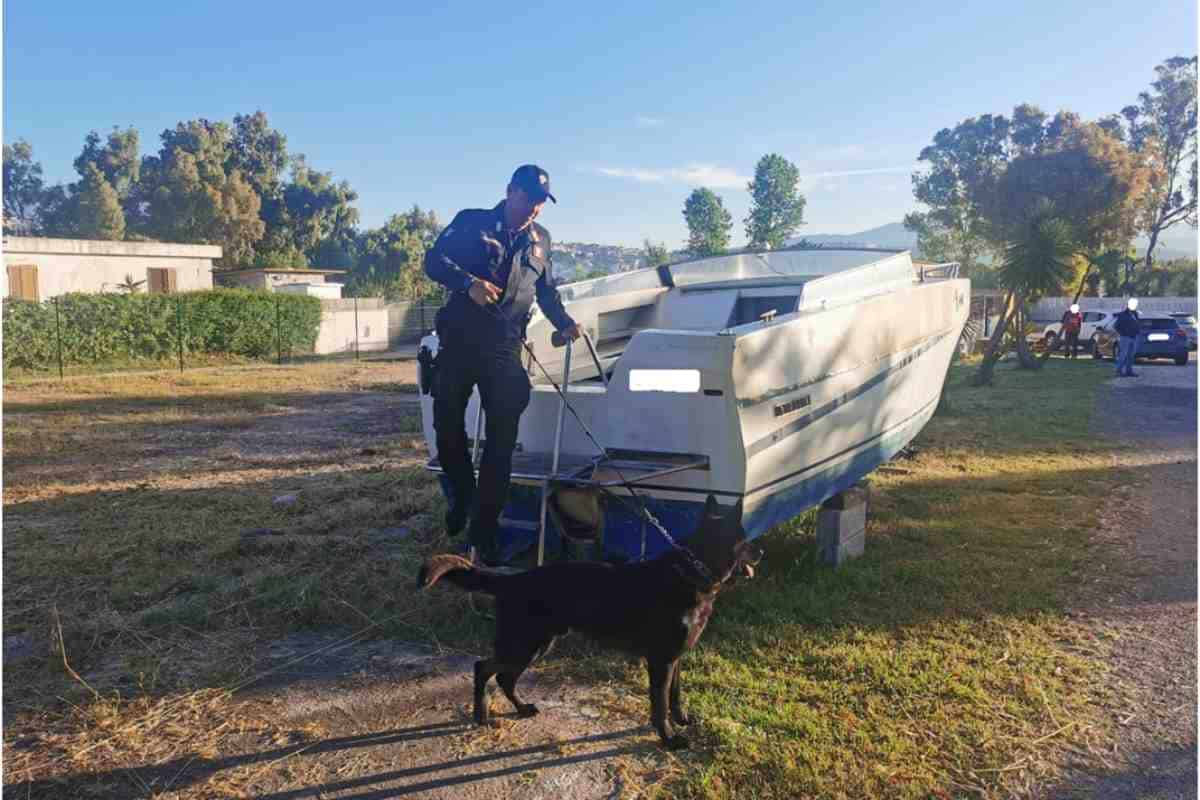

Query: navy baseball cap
[510,164,556,203]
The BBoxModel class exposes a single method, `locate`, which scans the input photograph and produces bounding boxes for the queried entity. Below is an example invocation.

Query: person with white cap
[1060,303,1084,359]
[1112,298,1141,377]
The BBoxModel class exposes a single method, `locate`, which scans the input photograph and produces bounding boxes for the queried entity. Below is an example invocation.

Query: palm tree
[115,273,146,293]
[973,202,1076,385]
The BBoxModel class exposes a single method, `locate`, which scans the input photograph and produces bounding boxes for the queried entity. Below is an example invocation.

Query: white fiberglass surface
[797,252,918,311]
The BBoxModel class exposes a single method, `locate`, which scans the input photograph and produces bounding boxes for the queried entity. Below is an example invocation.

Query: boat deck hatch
[426,449,709,486]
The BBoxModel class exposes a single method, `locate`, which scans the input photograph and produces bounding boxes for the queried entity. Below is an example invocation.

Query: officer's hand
[469,279,502,306]
[562,324,583,342]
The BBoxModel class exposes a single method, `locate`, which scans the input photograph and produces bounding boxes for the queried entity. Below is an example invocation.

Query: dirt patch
[219,632,670,799]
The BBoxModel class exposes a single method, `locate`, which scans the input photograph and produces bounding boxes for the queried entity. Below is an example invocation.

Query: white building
[2,237,220,300]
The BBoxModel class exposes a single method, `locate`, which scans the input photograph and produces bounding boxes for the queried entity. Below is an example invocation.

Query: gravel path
[1051,358,1197,799]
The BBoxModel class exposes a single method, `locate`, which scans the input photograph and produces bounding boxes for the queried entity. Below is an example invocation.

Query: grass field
[2,356,1144,797]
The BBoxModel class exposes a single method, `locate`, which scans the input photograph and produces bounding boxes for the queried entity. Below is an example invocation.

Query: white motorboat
[419,247,969,561]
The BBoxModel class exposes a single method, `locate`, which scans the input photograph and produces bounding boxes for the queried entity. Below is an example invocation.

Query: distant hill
[792,222,1196,261]
[787,222,917,251]
[552,241,653,280]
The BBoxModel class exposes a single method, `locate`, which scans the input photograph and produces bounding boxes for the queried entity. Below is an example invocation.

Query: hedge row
[3,289,322,371]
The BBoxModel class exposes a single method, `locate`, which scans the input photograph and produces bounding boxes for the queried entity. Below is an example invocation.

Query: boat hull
[420,251,968,560]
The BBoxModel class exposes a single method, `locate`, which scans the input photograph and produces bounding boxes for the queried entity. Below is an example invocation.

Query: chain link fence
[2,290,325,381]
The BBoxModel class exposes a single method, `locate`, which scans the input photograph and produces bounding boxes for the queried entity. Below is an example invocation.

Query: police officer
[424,165,581,564]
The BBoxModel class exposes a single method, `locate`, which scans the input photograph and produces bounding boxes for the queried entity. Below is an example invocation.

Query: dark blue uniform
[424,200,576,555]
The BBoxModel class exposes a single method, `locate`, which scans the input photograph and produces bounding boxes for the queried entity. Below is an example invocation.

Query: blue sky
[4,0,1196,248]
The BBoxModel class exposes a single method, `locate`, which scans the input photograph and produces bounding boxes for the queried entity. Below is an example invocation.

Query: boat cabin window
[597,304,657,341]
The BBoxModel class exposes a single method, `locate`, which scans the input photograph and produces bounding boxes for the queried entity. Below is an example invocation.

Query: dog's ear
[704,494,720,517]
[729,497,744,524]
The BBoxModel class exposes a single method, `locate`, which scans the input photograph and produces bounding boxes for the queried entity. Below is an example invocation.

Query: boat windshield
[668,249,906,288]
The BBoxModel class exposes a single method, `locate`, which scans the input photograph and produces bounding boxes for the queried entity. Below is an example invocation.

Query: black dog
[417,495,761,749]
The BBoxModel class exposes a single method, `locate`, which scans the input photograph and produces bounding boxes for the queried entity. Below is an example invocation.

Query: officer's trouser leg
[432,345,479,527]
[468,346,532,554]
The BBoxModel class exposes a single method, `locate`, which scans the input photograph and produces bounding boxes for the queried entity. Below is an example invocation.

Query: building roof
[217,267,349,276]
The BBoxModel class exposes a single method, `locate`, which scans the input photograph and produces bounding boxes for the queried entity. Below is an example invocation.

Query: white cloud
[590,163,749,189]
[594,166,671,183]
[800,165,917,180]
[634,115,664,128]
[674,164,749,188]
[812,144,867,161]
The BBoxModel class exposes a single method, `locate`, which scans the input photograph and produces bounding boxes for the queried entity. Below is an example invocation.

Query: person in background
[1112,298,1141,377]
[1060,303,1083,359]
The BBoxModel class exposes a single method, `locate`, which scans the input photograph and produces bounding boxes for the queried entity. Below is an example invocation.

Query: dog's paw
[517,703,540,718]
[671,710,694,726]
[664,734,690,751]
[473,705,489,725]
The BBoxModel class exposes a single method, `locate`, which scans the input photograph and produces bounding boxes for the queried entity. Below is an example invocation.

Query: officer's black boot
[441,475,473,537]
[445,504,469,538]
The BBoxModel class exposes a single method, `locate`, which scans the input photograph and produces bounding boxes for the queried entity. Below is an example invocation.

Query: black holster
[418,344,438,395]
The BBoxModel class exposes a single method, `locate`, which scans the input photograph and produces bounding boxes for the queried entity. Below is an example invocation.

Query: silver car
[1168,313,1198,351]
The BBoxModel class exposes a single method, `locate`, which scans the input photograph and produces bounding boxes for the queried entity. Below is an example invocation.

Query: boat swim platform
[425,448,709,487]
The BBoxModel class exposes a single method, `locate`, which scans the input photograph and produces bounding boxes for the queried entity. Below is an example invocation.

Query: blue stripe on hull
[743,402,934,538]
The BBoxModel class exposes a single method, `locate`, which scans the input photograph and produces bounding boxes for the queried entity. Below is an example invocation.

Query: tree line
[672,153,807,259]
[897,55,1196,382]
[2,112,442,300]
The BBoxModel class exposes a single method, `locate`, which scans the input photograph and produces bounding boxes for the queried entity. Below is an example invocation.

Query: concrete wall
[387,300,441,344]
[217,271,340,292]
[3,237,220,299]
[1031,296,1197,323]
[314,298,389,354]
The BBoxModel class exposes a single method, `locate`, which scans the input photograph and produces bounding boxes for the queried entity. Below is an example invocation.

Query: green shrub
[2,289,322,371]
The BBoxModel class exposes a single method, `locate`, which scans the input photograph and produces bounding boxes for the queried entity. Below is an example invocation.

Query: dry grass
[1,355,1162,798]
[5,688,331,798]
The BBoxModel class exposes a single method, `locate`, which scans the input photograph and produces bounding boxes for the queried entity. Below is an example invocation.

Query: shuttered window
[147,268,178,294]
[6,264,39,301]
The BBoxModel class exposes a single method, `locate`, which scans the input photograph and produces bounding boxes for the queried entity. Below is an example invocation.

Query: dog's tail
[416,554,506,594]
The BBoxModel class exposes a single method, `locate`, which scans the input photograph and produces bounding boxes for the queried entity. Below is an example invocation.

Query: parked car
[1092,316,1191,366]
[1167,312,1198,350]
[1035,310,1114,353]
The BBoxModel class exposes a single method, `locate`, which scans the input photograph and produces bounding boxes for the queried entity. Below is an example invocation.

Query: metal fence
[386,300,442,345]
[3,293,334,381]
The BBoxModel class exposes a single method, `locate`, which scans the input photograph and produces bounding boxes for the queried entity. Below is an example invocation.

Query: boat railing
[917,262,960,282]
